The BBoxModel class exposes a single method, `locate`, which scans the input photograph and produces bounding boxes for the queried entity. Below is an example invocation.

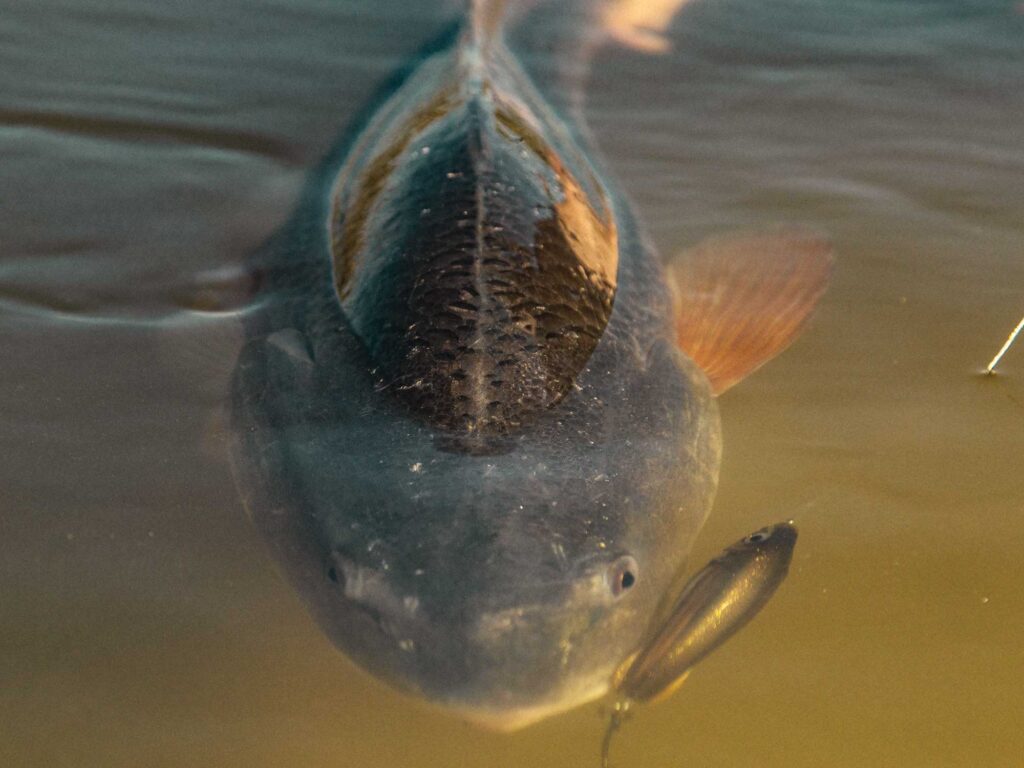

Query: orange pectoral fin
[670,227,834,395]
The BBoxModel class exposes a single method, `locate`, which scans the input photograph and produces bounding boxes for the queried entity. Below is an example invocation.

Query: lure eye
[607,556,639,597]
[744,530,772,545]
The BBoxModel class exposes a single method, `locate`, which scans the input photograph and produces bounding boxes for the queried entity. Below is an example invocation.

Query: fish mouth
[330,609,616,731]
[430,671,613,732]
[324,553,625,729]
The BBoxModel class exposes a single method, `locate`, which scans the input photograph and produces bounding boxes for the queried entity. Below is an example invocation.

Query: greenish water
[2,1,1022,766]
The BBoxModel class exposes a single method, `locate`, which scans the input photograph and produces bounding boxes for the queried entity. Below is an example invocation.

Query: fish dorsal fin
[670,228,834,395]
[468,0,510,49]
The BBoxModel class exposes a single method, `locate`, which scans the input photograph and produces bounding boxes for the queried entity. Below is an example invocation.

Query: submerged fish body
[229,1,827,730]
[614,521,798,706]
[601,522,798,768]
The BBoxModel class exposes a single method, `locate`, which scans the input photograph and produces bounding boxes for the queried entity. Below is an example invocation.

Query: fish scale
[333,72,617,441]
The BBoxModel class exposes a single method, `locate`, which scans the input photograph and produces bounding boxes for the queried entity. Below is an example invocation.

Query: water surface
[2,1,1022,765]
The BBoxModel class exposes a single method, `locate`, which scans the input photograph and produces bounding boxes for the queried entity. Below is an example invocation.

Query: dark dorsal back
[330,88,617,439]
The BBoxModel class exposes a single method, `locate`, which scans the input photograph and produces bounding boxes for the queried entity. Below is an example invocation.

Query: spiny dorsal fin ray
[670,228,834,395]
[468,0,511,50]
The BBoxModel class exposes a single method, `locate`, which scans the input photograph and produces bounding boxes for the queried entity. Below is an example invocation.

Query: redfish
[229,0,830,730]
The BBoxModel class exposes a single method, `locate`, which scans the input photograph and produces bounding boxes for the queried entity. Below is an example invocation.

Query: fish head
[230,330,722,730]
[321,528,653,730]
[724,521,799,561]
[317,476,716,730]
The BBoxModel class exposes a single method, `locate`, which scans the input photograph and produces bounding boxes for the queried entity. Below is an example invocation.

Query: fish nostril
[328,566,340,584]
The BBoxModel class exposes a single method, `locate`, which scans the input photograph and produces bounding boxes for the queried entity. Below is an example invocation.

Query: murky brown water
[2,1,1022,765]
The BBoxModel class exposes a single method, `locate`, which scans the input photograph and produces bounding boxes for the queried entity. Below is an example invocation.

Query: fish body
[601,522,798,767]
[229,0,827,730]
[613,521,798,705]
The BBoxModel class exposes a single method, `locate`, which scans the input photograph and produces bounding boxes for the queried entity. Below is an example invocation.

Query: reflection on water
[2,0,1022,766]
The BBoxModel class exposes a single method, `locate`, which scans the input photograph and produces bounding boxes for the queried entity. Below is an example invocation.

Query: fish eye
[607,556,639,597]
[744,530,772,545]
